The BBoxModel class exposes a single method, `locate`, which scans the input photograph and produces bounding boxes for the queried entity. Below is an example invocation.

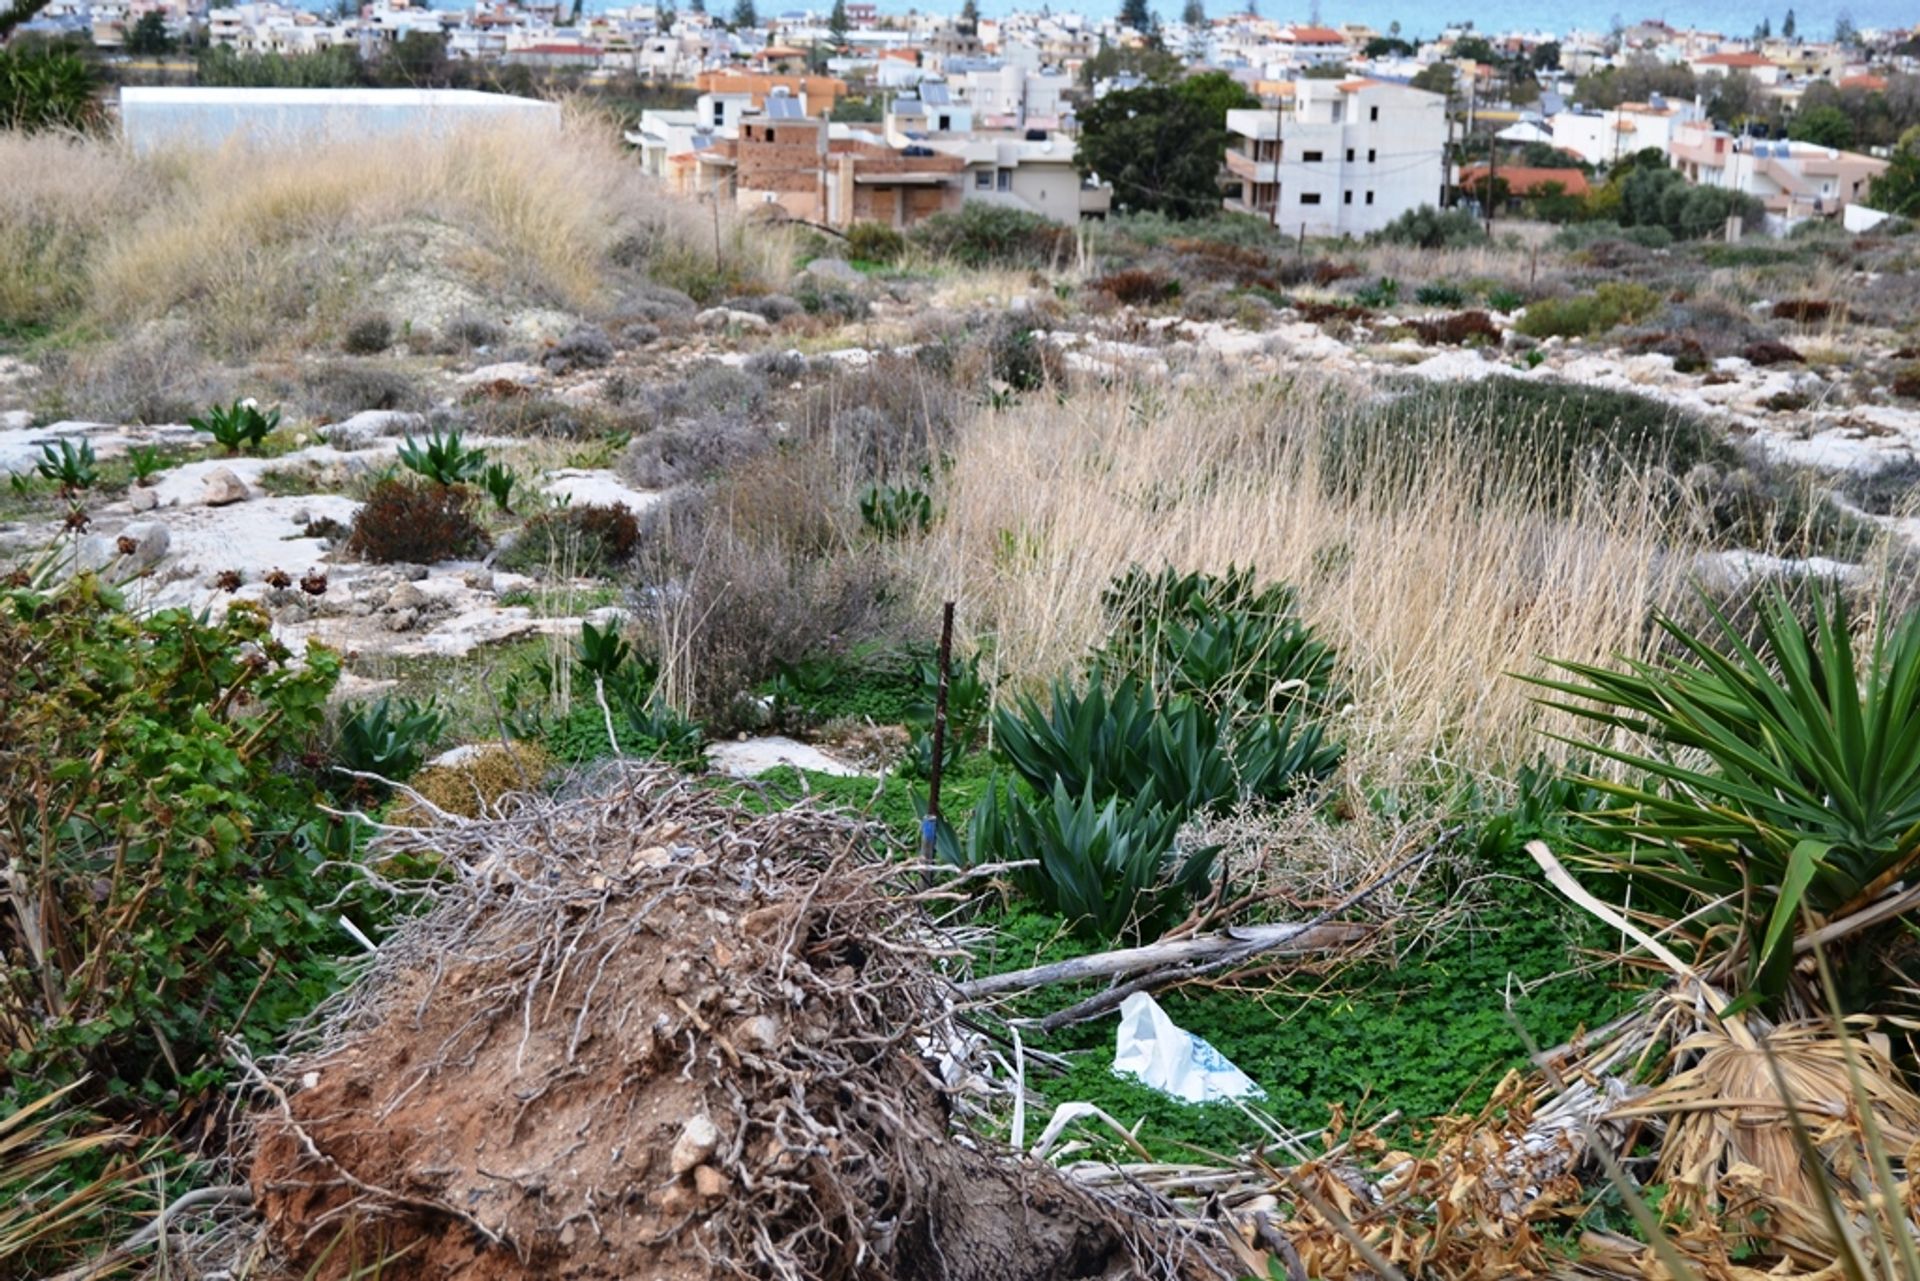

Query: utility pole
[1485,119,1496,236]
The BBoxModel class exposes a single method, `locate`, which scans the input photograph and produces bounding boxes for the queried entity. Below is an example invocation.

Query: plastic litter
[1112,991,1265,1104]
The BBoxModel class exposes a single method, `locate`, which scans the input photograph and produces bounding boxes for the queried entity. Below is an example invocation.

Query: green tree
[1074,73,1256,218]
[731,0,756,29]
[123,9,174,56]
[1410,61,1456,97]
[1118,0,1151,31]
[1180,0,1203,26]
[1753,16,1770,39]
[957,0,978,35]
[1782,7,1795,38]
[1866,133,1920,216]
[1530,41,1560,70]
[1833,10,1856,44]
[689,0,704,12]
[1709,69,1758,124]
[1789,103,1855,149]
[1077,39,1182,88]
[829,0,849,43]
[0,0,54,40]
[1364,35,1413,57]
[1452,34,1496,62]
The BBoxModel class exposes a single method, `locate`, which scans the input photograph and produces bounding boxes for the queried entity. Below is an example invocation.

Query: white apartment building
[1225,78,1446,237]
[1670,123,1888,226]
[1548,95,1704,167]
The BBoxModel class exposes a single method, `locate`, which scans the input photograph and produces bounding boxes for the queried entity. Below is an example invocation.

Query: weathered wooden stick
[956,920,1374,1000]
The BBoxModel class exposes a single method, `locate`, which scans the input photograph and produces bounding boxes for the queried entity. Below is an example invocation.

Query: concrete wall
[120,86,560,154]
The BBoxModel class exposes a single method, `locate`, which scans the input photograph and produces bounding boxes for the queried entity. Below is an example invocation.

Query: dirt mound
[247,765,1201,1281]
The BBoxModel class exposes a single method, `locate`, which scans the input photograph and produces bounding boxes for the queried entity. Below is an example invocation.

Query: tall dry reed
[910,376,1703,789]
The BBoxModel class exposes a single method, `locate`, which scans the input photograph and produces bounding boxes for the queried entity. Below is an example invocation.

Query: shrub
[34,439,97,494]
[1531,588,1920,1011]
[544,324,613,373]
[1771,298,1841,323]
[394,741,551,823]
[1486,286,1524,312]
[620,419,764,489]
[1550,221,1673,251]
[1370,205,1488,250]
[1411,309,1501,345]
[859,481,933,538]
[0,577,361,1104]
[909,203,1074,269]
[482,462,516,512]
[723,293,803,323]
[299,359,429,419]
[1093,268,1178,307]
[844,221,905,264]
[189,398,279,454]
[794,278,869,321]
[1895,363,1920,399]
[1513,282,1661,338]
[334,694,448,786]
[1623,330,1709,372]
[436,310,507,352]
[341,311,394,355]
[345,478,490,564]
[398,426,488,486]
[500,502,641,576]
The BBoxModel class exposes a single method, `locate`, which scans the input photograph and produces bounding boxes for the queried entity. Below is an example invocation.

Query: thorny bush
[345,478,490,564]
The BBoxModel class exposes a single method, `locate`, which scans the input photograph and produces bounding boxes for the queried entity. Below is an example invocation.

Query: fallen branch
[982,829,1456,1032]
[956,920,1374,1001]
[47,1185,254,1281]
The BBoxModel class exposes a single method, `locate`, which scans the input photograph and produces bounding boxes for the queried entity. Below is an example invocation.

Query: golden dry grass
[908,376,1699,790]
[0,110,790,353]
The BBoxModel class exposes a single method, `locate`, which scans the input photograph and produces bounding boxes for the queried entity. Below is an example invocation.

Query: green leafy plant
[0,577,362,1103]
[125,445,166,485]
[481,461,516,513]
[334,694,448,786]
[1529,588,1920,1010]
[1486,286,1525,312]
[34,439,96,495]
[844,220,904,265]
[858,482,933,539]
[905,646,991,778]
[498,502,641,577]
[397,427,487,487]
[575,619,632,685]
[188,399,279,455]
[1514,282,1661,339]
[1415,282,1467,307]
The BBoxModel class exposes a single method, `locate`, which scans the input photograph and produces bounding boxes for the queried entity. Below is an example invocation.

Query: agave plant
[1530,588,1920,1009]
[964,776,1204,941]
[34,439,97,495]
[397,427,488,487]
[189,399,279,455]
[333,694,449,786]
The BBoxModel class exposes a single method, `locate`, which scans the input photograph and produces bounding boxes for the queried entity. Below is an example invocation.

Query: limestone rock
[803,256,861,284]
[670,1115,719,1176]
[200,467,250,507]
[695,307,772,333]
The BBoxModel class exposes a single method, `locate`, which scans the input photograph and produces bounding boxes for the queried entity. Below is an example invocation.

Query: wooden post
[920,601,955,865]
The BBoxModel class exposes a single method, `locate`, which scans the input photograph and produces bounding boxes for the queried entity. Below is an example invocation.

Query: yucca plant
[34,439,97,495]
[189,399,278,455]
[1529,587,1920,1010]
[334,694,449,786]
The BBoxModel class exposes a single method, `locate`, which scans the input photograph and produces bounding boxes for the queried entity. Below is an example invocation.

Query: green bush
[397,426,488,487]
[1414,282,1467,307]
[1513,282,1661,338]
[859,481,932,538]
[0,577,367,1102]
[0,46,100,133]
[333,694,447,786]
[844,221,905,264]
[189,398,279,455]
[1354,277,1400,308]
[1370,205,1489,250]
[909,204,1074,270]
[345,478,491,564]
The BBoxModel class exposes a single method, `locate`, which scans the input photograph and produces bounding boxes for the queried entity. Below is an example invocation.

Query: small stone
[657,1183,698,1217]
[385,608,418,632]
[730,1014,780,1054]
[276,604,309,625]
[128,486,159,512]
[692,1165,730,1198]
[200,468,250,506]
[670,1116,719,1176]
[400,563,430,581]
[290,507,310,526]
[385,581,428,612]
[462,567,495,593]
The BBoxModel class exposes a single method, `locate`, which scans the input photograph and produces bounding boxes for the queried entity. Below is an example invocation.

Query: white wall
[120,87,560,153]
[1268,82,1445,238]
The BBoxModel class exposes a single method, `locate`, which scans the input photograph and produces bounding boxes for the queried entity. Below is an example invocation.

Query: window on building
[975,169,992,189]
[1367,148,1376,162]
[1302,149,1323,162]
[713,103,725,124]
[765,129,776,142]
[1300,192,1322,205]
[997,168,1012,190]
[1343,190,1352,204]
[1346,148,1354,162]
[1365,190,1375,204]
[1369,105,1379,121]
[938,114,951,130]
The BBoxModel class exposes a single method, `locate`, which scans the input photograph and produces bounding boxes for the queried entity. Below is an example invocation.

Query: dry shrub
[1411,310,1501,346]
[345,479,490,564]
[1893,363,1920,399]
[0,131,154,334]
[1770,298,1841,323]
[500,502,642,576]
[341,311,394,355]
[37,323,231,424]
[621,417,767,489]
[1743,338,1805,367]
[1092,267,1177,307]
[299,359,430,419]
[394,740,552,823]
[1622,330,1709,372]
[248,765,1191,1281]
[907,377,1702,788]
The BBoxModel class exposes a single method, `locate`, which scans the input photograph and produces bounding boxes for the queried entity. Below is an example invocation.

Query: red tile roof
[1280,24,1345,43]
[1695,51,1771,66]
[1459,164,1591,197]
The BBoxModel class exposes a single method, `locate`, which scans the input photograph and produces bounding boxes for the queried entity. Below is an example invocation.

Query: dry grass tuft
[1,110,789,354]
[908,377,1700,789]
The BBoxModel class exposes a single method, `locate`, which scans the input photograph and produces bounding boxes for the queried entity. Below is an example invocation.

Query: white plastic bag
[1112,991,1265,1103]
